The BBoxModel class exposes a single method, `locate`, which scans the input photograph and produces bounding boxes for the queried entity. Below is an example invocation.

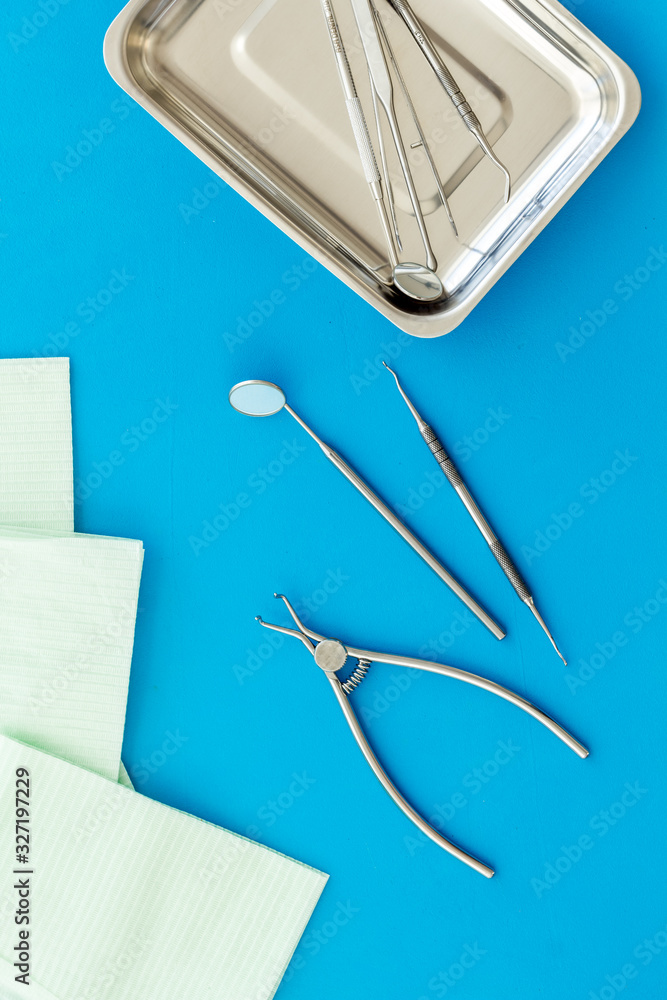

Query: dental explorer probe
[385,0,512,202]
[383,363,567,664]
[229,380,505,640]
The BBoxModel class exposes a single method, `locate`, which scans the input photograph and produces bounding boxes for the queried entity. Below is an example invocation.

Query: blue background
[1,0,666,996]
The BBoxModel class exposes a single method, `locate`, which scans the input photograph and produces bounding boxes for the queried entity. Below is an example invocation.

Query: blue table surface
[2,0,666,996]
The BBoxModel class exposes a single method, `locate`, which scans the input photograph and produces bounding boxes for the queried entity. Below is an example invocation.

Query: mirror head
[228,380,286,417]
[393,263,443,302]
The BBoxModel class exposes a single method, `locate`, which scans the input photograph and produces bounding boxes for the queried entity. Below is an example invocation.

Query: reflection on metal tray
[104,0,640,337]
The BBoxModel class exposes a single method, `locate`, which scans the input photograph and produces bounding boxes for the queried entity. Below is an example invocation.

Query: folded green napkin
[0,525,143,782]
[0,359,328,995]
[0,358,140,785]
[0,358,73,531]
[118,760,134,787]
[0,736,328,1000]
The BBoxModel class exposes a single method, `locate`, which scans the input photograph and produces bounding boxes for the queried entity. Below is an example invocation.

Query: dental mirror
[392,263,443,302]
[228,380,286,417]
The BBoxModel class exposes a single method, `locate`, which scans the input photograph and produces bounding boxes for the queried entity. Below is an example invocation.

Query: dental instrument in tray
[383,362,567,664]
[349,0,440,271]
[257,594,588,878]
[372,5,458,238]
[319,0,512,294]
[385,0,512,201]
[320,0,443,301]
[228,379,505,640]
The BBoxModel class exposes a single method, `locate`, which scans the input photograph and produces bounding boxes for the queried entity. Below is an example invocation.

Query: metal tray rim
[104,0,641,338]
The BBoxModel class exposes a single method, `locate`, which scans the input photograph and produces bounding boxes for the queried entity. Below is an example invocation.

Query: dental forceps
[256,594,589,878]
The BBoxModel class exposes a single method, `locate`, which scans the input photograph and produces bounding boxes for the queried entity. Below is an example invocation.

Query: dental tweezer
[257,594,588,877]
[383,362,567,664]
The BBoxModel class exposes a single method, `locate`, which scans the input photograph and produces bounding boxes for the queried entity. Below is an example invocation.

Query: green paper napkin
[0,358,73,531]
[0,736,328,1000]
[0,525,143,782]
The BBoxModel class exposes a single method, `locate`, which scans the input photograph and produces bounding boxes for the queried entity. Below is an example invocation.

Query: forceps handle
[421,425,532,601]
[326,673,495,877]
[342,645,589,759]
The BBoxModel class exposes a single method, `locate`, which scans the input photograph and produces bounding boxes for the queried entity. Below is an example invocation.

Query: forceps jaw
[255,616,317,655]
[259,597,350,674]
[273,593,327,644]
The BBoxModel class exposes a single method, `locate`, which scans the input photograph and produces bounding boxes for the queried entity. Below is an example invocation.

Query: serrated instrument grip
[385,0,511,200]
[345,97,381,185]
[421,423,531,601]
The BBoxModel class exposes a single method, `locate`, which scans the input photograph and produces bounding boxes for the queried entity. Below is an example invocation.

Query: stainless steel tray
[104,0,640,337]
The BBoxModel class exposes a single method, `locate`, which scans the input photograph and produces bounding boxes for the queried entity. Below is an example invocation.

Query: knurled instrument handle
[421,424,532,603]
[345,97,381,185]
[387,0,485,132]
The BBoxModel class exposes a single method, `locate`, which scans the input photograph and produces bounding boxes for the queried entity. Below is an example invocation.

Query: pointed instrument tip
[382,360,404,390]
[542,623,567,666]
[489,154,511,203]
[545,627,567,666]
[526,599,567,665]
[437,188,459,236]
[442,200,459,237]
[502,168,511,204]
[383,361,427,430]
[472,129,511,203]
